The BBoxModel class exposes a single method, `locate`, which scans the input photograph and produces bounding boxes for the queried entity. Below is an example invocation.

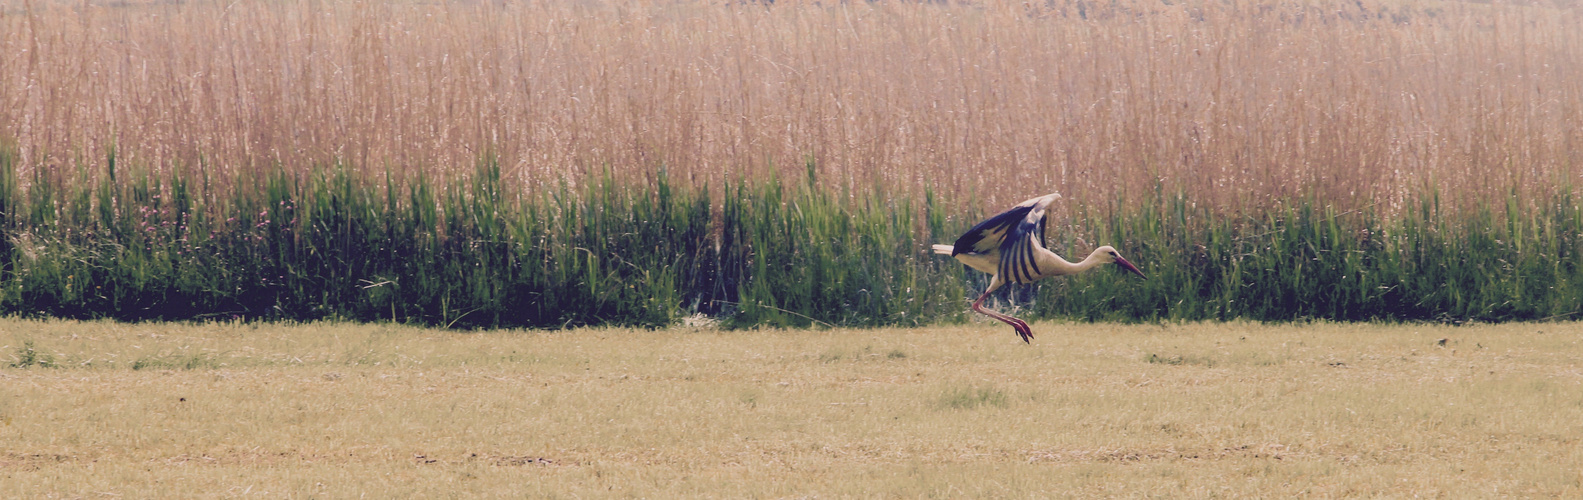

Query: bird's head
[1093,245,1147,279]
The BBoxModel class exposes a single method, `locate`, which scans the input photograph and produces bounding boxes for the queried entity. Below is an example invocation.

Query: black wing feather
[998,217,1044,284]
[951,205,1033,256]
[999,197,1053,284]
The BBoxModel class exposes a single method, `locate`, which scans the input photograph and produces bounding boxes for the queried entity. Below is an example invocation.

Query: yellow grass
[3,0,1581,215]
[3,318,1581,497]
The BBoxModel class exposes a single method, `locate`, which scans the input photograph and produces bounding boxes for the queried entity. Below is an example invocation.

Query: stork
[932,193,1147,343]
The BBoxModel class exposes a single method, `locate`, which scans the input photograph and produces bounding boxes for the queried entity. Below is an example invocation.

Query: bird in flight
[933,193,1147,343]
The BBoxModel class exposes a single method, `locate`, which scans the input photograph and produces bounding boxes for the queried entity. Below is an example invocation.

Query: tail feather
[931,244,955,255]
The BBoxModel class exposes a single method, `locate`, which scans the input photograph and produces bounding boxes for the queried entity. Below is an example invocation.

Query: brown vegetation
[3,0,1580,216]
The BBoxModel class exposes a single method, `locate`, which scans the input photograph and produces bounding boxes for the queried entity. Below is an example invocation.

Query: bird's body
[934,193,1147,342]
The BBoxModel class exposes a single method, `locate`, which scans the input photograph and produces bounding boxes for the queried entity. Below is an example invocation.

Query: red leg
[971,289,1034,343]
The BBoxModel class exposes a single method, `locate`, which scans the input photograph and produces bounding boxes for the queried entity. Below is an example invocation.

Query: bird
[933,193,1147,343]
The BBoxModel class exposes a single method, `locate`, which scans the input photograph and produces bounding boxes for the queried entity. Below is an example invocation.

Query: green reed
[0,148,970,328]
[1034,187,1583,323]
[723,161,968,328]
[2,145,1581,327]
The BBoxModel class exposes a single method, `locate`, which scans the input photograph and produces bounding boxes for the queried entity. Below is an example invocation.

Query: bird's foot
[1011,319,1034,343]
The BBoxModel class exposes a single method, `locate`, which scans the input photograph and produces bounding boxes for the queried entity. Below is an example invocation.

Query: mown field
[3,318,1581,497]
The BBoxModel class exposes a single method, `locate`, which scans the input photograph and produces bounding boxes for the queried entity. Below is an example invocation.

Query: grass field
[3,318,1580,497]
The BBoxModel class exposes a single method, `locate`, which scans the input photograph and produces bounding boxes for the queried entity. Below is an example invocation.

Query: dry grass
[2,0,1580,216]
[2,318,1581,497]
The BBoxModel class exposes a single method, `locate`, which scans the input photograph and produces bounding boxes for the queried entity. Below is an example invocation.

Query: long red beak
[1114,256,1147,279]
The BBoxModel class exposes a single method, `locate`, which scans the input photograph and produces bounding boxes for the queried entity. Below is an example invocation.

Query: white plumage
[935,193,1147,342]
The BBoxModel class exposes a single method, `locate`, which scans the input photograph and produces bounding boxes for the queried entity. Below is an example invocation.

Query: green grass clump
[8,340,56,369]
[937,385,1009,410]
[130,354,218,371]
[1143,353,1216,367]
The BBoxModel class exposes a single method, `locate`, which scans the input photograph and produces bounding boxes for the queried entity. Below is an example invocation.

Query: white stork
[933,193,1147,343]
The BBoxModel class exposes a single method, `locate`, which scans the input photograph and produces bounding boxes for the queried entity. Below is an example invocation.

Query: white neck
[1037,247,1107,277]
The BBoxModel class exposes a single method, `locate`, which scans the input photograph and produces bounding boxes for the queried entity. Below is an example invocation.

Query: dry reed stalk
[0,0,1579,218]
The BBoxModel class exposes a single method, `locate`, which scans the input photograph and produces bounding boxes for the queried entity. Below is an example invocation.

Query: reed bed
[2,0,1583,326]
[3,144,1583,326]
[0,146,970,327]
[4,0,1580,212]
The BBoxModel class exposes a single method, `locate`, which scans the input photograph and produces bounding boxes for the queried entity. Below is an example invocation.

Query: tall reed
[0,145,973,327]
[4,145,1583,327]
[3,0,1579,219]
[1034,188,1583,322]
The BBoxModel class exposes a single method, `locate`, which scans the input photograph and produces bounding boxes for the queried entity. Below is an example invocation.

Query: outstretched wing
[951,206,1032,257]
[951,193,1056,262]
[997,198,1052,284]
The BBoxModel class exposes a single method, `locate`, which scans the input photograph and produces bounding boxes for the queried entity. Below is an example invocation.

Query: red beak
[1114,256,1147,279]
